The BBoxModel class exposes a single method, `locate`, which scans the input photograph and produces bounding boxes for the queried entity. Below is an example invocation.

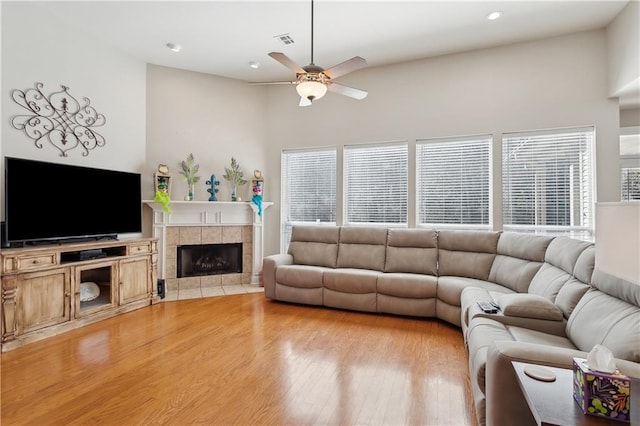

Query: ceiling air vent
[274,33,295,45]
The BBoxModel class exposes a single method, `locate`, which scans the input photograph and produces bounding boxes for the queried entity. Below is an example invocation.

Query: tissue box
[573,357,631,423]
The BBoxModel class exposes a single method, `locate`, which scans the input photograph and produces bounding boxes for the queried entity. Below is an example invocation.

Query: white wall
[263,30,620,255]
[607,0,640,99]
[596,202,640,285]
[1,2,146,172]
[145,65,268,203]
[1,2,147,222]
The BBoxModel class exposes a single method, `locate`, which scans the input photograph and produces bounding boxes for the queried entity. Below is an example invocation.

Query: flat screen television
[3,157,142,246]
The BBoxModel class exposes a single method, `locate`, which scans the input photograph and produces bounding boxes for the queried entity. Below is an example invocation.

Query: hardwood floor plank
[1,293,477,425]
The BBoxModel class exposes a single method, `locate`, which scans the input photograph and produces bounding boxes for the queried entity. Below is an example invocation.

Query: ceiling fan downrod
[310,0,315,66]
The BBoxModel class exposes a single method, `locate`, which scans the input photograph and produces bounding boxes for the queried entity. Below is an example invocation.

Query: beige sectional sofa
[263,225,640,426]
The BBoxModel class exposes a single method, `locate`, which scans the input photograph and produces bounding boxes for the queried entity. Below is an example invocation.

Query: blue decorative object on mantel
[206,174,221,201]
[251,170,264,216]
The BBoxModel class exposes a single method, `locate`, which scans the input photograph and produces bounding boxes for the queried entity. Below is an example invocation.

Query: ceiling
[37,1,637,106]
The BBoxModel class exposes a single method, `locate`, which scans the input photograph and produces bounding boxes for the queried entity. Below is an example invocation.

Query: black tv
[3,157,142,246]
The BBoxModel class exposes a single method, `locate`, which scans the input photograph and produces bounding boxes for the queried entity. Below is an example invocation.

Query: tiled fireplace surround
[144,201,271,299]
[165,225,253,293]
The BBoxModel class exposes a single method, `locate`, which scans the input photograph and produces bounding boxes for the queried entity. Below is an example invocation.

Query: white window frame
[343,141,408,227]
[281,147,337,252]
[416,135,492,230]
[502,126,595,239]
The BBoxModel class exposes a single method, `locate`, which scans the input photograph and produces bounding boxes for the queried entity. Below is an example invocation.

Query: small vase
[185,183,194,201]
[231,185,237,202]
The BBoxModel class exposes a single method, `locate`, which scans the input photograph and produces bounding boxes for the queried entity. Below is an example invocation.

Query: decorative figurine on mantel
[206,174,221,201]
[251,170,264,216]
[222,157,247,201]
[154,164,172,214]
[178,153,200,201]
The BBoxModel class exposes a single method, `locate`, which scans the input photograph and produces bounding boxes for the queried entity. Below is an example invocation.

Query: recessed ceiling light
[249,61,260,69]
[487,11,502,21]
[166,42,182,52]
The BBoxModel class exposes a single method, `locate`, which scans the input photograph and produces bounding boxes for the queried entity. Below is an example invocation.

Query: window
[620,128,640,201]
[502,127,594,238]
[344,142,408,225]
[281,148,337,252]
[417,136,491,229]
[621,167,640,201]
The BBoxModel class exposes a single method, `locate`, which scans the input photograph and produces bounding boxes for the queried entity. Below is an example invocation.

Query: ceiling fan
[249,0,368,107]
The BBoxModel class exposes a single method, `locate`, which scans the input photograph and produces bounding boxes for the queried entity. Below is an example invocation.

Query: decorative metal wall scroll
[10,82,106,157]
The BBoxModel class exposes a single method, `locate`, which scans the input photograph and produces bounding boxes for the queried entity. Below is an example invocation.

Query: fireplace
[177,243,243,278]
[144,201,272,294]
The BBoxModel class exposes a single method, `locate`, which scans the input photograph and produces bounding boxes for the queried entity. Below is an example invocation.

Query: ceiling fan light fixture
[296,80,327,101]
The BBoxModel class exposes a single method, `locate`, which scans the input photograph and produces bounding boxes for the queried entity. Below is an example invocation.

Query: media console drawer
[129,243,151,255]
[6,253,58,273]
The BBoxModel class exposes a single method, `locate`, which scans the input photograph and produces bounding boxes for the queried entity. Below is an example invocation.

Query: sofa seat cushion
[506,326,576,349]
[323,268,381,294]
[496,293,563,321]
[377,273,437,298]
[438,276,509,307]
[274,284,323,305]
[466,319,575,395]
[276,264,327,288]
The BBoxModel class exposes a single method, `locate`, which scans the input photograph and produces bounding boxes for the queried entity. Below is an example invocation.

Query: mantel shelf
[143,200,273,208]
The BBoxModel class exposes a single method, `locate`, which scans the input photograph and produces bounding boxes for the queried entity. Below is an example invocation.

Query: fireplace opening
[177,243,242,278]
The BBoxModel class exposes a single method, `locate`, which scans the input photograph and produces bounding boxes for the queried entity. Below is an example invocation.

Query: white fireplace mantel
[143,200,272,284]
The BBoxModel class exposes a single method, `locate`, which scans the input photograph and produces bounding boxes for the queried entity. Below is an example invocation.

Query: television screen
[4,157,142,245]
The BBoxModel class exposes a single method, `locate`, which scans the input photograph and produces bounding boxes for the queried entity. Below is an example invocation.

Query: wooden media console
[0,238,159,352]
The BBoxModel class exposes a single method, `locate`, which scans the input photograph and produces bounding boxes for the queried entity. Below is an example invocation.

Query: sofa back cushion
[488,233,553,292]
[288,225,340,268]
[337,226,388,271]
[528,237,593,301]
[384,228,438,275]
[438,230,500,280]
[566,268,640,362]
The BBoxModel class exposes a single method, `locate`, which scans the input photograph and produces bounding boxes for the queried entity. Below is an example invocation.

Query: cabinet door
[17,268,71,335]
[119,258,151,305]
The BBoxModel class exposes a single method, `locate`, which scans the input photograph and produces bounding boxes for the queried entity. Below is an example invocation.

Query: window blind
[417,136,491,228]
[502,127,594,237]
[621,167,640,201]
[344,142,408,225]
[281,148,337,251]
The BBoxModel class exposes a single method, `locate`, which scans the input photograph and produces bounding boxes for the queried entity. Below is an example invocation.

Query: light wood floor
[1,293,477,425]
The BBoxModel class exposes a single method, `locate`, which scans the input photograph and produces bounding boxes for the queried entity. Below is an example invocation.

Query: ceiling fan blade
[248,81,297,85]
[323,56,367,79]
[327,82,368,100]
[299,96,312,107]
[268,52,306,74]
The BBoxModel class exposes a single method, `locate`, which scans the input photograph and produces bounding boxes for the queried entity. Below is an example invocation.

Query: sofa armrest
[262,254,293,299]
[485,340,640,426]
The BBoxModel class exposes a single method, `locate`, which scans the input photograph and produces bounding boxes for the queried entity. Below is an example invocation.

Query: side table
[512,361,638,426]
